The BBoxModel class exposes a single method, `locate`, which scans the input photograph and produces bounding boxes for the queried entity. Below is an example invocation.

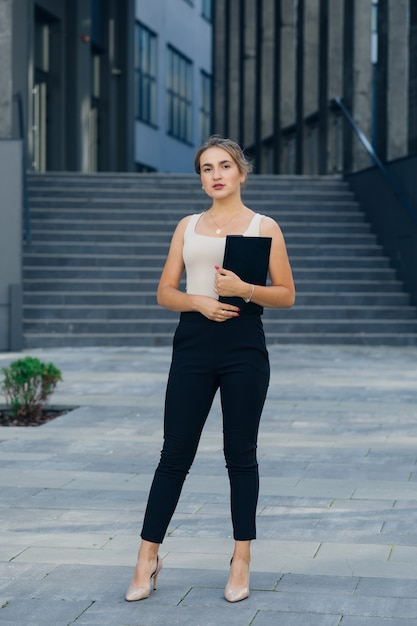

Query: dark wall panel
[347,155,417,305]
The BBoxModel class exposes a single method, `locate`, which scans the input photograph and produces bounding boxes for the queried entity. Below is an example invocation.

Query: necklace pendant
[216,228,221,235]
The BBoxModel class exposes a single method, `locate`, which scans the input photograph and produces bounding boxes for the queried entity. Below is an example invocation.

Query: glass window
[200,71,212,141]
[166,46,193,143]
[135,22,157,126]
[34,21,49,72]
[202,0,213,22]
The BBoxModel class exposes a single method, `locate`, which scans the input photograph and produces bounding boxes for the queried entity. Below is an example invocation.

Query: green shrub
[1,356,62,421]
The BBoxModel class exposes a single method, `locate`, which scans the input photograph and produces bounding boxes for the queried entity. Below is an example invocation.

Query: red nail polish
[215,265,219,270]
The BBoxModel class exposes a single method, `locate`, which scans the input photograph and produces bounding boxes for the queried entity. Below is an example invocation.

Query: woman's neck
[210,197,245,215]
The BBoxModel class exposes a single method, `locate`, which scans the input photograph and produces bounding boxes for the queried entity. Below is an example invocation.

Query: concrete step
[28,188,356,202]
[25,240,381,258]
[23,172,417,347]
[24,304,417,321]
[264,305,417,320]
[23,317,417,335]
[263,333,417,346]
[23,291,410,307]
[22,331,417,349]
[27,222,376,236]
[25,232,379,250]
[24,224,374,246]
[27,172,349,190]
[22,266,398,282]
[22,252,390,269]
[28,203,364,218]
[22,278,404,293]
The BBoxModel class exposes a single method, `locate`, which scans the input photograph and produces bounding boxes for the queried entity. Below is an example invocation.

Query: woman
[126,135,295,603]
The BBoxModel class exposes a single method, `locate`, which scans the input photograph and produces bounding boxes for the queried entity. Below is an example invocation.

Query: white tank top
[183,212,264,299]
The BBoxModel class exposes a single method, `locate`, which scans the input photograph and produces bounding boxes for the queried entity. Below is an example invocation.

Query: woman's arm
[214,216,295,309]
[157,217,240,320]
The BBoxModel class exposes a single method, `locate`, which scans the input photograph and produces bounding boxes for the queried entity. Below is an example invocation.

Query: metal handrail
[13,93,31,244]
[331,97,417,226]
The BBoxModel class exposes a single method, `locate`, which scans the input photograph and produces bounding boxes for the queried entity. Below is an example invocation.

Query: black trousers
[141,312,270,544]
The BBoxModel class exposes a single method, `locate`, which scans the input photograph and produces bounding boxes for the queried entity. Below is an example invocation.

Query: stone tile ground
[0,344,416,625]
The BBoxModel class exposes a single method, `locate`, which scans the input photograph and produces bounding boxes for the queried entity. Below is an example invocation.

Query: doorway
[32,6,61,171]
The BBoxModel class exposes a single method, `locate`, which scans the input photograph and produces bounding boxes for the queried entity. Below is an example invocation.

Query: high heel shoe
[125,555,162,602]
[224,558,250,603]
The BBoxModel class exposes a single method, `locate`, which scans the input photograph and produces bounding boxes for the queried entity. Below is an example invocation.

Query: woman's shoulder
[175,212,201,226]
[259,214,284,237]
[173,213,203,237]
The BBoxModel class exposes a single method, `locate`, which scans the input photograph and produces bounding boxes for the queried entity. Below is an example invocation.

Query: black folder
[220,235,272,314]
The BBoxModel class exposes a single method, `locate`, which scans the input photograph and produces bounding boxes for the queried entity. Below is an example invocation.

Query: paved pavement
[0,342,417,625]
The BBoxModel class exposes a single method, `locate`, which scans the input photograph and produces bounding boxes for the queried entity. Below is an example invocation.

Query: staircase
[23,172,417,347]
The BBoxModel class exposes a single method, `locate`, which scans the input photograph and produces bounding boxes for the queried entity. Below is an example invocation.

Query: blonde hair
[194,135,253,176]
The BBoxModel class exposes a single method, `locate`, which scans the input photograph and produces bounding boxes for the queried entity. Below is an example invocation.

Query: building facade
[0,0,213,350]
[9,0,134,173]
[4,0,212,174]
[212,0,417,175]
[134,0,213,172]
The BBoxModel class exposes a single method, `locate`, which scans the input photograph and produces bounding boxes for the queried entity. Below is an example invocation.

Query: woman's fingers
[214,306,240,322]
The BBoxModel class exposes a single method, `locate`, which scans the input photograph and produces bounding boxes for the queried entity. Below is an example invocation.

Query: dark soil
[0,408,70,427]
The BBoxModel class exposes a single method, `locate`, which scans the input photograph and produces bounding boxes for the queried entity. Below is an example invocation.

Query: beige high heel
[125,555,162,602]
[224,557,250,603]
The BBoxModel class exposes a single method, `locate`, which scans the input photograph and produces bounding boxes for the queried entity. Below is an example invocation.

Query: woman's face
[200,147,246,200]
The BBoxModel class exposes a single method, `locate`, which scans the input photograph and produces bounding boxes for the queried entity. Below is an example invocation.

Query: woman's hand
[192,295,240,322]
[214,266,248,299]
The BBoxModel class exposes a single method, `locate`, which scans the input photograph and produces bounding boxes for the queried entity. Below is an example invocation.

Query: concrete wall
[351,0,373,172]
[261,0,276,140]
[280,0,296,129]
[213,0,416,175]
[303,0,319,117]
[1,2,22,351]
[387,0,409,161]
[242,0,256,148]
[228,0,240,142]
[134,0,212,173]
[327,0,344,98]
[327,0,344,173]
[0,0,13,139]
[303,0,319,173]
[0,141,23,351]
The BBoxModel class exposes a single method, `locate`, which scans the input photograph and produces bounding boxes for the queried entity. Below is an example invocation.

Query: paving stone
[0,344,417,624]
[276,572,359,594]
[0,598,93,625]
[73,603,257,626]
[340,618,416,625]
[251,612,341,625]
[356,577,417,598]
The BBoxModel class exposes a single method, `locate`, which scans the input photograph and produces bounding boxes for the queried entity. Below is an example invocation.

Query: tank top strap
[184,213,203,238]
[245,212,265,236]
